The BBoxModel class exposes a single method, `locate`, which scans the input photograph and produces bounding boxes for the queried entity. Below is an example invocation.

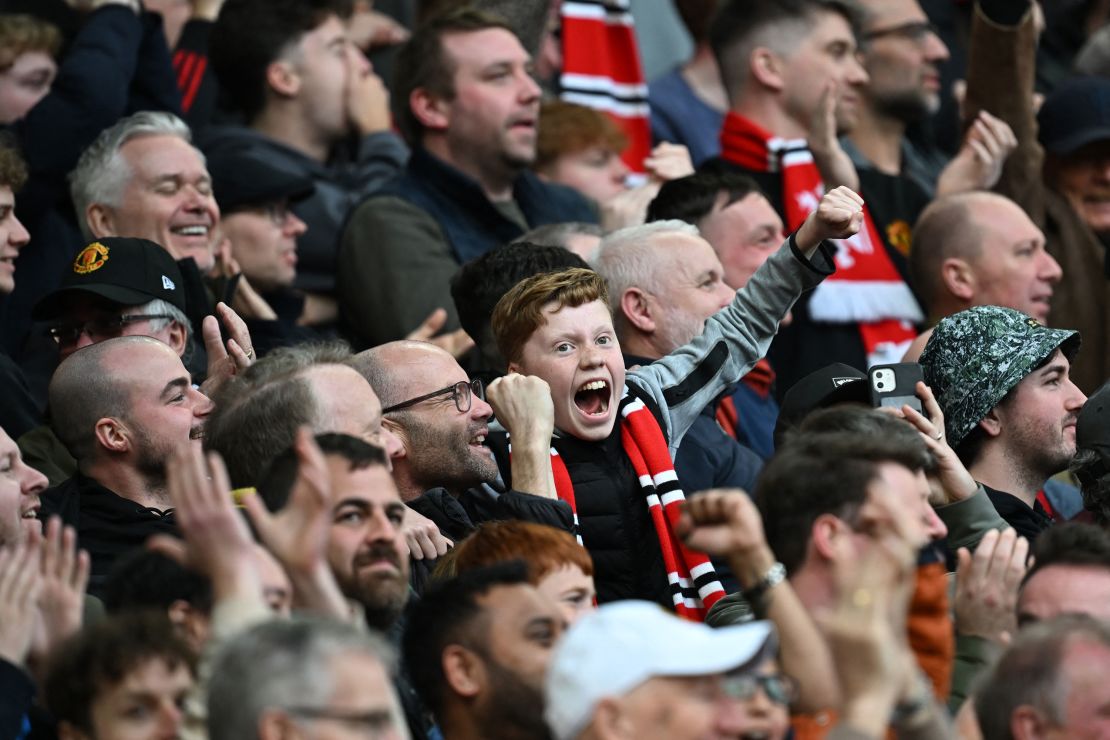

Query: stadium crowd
[2,0,1110,738]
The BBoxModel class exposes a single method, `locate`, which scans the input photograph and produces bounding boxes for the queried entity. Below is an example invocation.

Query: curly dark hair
[44,611,196,735]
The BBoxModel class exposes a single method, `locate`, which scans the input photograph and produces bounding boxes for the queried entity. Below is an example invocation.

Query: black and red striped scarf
[548,386,726,621]
[720,112,922,366]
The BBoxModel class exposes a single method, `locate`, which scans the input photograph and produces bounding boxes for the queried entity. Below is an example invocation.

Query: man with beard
[337,8,596,350]
[38,336,213,596]
[920,305,1086,541]
[403,561,565,740]
[592,219,763,498]
[258,432,432,738]
[259,433,410,633]
[351,340,572,543]
[844,0,1015,197]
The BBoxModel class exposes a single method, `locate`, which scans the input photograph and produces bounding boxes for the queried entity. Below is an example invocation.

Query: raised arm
[630,187,862,448]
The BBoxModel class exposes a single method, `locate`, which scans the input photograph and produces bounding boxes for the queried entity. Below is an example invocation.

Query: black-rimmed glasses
[382,379,484,414]
[46,314,178,345]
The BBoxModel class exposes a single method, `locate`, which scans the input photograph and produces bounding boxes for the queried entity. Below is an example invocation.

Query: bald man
[202,342,402,490]
[351,341,572,541]
[40,336,213,594]
[904,191,1062,360]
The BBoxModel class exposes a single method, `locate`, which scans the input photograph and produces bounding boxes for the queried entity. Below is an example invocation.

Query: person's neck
[789,565,835,615]
[422,137,518,202]
[441,714,539,740]
[251,106,333,164]
[391,462,429,503]
[970,445,1051,508]
[437,707,489,740]
[931,298,970,326]
[846,102,906,176]
[83,460,172,510]
[731,97,808,140]
[681,44,728,112]
[619,333,664,362]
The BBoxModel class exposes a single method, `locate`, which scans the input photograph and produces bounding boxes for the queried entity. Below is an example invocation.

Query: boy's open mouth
[574,379,610,416]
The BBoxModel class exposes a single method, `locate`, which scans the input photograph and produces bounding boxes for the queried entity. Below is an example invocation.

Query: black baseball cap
[774,362,869,445]
[1078,380,1110,458]
[32,237,187,321]
[1038,76,1110,156]
[206,149,315,213]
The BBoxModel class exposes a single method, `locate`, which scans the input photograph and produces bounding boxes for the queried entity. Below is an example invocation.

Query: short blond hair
[491,267,609,365]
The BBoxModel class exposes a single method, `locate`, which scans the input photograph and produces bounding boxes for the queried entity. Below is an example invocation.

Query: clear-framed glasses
[286,706,399,739]
[864,20,940,44]
[721,672,798,706]
[381,378,484,414]
[46,314,177,346]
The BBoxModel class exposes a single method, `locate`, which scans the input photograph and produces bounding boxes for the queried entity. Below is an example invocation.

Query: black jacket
[488,397,672,607]
[39,473,177,598]
[982,483,1053,542]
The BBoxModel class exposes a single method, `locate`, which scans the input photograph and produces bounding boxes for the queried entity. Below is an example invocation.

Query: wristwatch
[743,561,786,606]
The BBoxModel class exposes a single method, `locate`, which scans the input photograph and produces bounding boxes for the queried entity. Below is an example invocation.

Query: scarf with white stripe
[560,0,651,171]
[720,111,922,366]
[548,386,726,621]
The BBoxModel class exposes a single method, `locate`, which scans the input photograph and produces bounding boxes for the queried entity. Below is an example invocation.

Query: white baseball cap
[544,601,776,740]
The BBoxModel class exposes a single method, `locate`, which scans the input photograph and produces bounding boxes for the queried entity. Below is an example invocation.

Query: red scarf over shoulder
[720,112,922,365]
[548,387,726,621]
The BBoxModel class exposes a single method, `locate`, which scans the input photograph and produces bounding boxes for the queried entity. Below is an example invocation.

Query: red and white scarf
[547,387,726,621]
[720,112,922,366]
[560,0,651,172]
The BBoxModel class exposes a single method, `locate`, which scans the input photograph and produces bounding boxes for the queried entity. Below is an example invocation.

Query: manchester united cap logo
[72,242,110,275]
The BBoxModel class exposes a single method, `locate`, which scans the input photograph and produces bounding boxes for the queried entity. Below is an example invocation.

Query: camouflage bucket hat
[920,306,1080,447]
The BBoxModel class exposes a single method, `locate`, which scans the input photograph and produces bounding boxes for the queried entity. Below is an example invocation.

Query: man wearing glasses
[352,340,571,543]
[843,0,1017,198]
[19,236,251,485]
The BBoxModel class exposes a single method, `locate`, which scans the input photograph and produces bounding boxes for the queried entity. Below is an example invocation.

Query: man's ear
[94,417,131,455]
[941,257,976,302]
[750,47,785,93]
[410,88,450,132]
[86,203,115,239]
[810,513,848,563]
[592,696,636,739]
[979,407,1003,439]
[442,645,485,700]
[165,321,188,357]
[507,360,523,375]
[265,59,301,98]
[382,417,410,458]
[1010,704,1051,740]
[620,288,655,334]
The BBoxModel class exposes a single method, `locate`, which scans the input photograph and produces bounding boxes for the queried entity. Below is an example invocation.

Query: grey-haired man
[920,305,1086,541]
